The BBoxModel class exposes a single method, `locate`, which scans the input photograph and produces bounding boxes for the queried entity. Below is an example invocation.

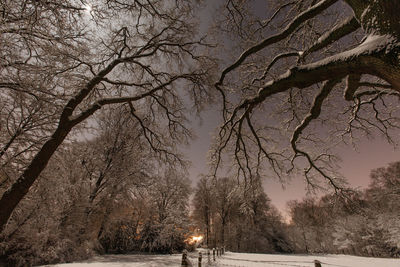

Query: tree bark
[0,123,72,231]
[345,0,400,36]
[221,217,226,247]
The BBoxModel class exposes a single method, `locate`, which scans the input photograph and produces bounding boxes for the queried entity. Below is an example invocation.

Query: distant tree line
[286,161,400,257]
[192,161,400,258]
[192,176,292,253]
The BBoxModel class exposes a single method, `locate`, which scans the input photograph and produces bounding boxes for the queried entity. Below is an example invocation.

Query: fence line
[218,258,349,267]
[181,251,349,267]
[182,248,349,267]
[217,258,310,267]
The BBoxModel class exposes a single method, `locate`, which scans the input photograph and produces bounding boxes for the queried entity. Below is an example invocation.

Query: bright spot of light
[185,235,204,245]
[84,3,92,13]
[192,236,203,242]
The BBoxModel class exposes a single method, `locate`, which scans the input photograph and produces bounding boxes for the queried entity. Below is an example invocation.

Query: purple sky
[184,109,400,218]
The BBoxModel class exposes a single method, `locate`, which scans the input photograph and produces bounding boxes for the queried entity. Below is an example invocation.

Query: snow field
[44,251,400,267]
[218,252,400,267]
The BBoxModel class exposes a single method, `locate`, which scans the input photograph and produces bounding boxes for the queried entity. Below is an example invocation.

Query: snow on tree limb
[216,0,339,86]
[302,16,360,59]
[246,34,399,109]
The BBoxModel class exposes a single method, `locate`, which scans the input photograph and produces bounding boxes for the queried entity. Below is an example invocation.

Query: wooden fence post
[207,249,211,263]
[213,248,216,261]
[314,259,322,267]
[198,252,202,267]
[181,250,188,266]
[181,250,192,267]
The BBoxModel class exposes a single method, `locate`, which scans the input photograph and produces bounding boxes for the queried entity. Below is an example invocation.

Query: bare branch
[291,79,341,151]
[256,1,296,31]
[69,74,192,126]
[128,102,184,165]
[252,52,301,84]
[216,0,338,86]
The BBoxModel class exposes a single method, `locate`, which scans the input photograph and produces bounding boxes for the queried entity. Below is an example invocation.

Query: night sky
[185,108,400,219]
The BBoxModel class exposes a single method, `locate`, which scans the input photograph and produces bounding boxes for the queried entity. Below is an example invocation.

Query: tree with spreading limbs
[213,0,400,191]
[0,0,212,232]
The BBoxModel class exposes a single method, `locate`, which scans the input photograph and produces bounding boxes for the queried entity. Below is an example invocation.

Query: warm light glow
[192,235,203,242]
[185,235,204,245]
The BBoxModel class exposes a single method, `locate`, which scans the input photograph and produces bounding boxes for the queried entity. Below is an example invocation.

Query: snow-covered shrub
[0,232,93,267]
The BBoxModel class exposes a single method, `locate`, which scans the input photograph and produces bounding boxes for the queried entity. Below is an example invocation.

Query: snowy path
[43,251,400,267]
[43,254,182,267]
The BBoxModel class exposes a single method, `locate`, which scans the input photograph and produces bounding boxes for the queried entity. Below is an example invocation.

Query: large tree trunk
[0,43,117,233]
[0,124,72,232]
[345,1,400,89]
[345,0,400,36]
[221,217,226,247]
[205,208,210,248]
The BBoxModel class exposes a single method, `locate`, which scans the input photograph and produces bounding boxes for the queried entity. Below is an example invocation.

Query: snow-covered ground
[43,251,400,267]
[219,252,400,267]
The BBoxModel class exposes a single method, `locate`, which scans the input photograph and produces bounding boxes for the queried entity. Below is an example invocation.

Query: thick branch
[245,37,396,108]
[69,75,189,126]
[255,1,296,33]
[302,16,360,59]
[358,82,392,89]
[344,74,361,100]
[291,79,341,150]
[253,52,300,84]
[290,79,343,191]
[216,0,338,85]
[61,39,197,123]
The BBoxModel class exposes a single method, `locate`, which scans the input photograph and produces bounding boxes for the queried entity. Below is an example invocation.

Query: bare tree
[212,0,400,191]
[193,176,214,248]
[60,106,156,243]
[0,0,213,232]
[149,168,191,224]
[213,176,239,247]
[192,175,291,252]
